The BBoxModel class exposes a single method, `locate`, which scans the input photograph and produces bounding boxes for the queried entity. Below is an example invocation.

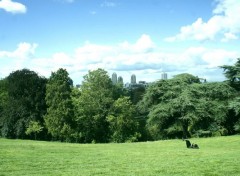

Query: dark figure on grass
[184,139,199,149]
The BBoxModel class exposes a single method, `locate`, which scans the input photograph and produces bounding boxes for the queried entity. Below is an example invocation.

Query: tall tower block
[118,76,123,85]
[161,72,167,80]
[112,72,117,84]
[131,74,136,84]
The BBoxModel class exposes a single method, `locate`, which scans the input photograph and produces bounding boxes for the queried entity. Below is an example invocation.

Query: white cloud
[221,32,238,42]
[119,34,155,53]
[74,42,113,65]
[0,0,27,14]
[0,43,37,77]
[165,0,240,42]
[0,42,37,59]
[0,35,239,83]
[101,1,116,7]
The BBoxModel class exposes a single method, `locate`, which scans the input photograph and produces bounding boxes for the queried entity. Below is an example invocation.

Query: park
[0,135,239,175]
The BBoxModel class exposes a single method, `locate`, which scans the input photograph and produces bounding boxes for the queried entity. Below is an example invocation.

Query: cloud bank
[0,0,26,14]
[0,34,238,83]
[165,0,240,42]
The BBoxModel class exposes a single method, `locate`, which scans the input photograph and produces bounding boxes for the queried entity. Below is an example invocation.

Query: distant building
[76,84,81,89]
[199,78,207,83]
[111,72,149,89]
[131,74,136,84]
[125,81,149,89]
[118,76,123,85]
[112,72,117,84]
[161,72,167,80]
[138,81,148,88]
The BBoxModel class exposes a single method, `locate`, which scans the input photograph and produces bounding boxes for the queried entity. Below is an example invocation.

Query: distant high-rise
[118,76,123,85]
[112,72,117,84]
[161,72,167,80]
[131,74,136,84]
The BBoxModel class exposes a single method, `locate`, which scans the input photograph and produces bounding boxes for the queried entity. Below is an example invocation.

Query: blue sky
[0,0,240,84]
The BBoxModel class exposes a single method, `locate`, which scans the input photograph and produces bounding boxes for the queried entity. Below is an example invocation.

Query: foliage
[44,68,74,141]
[74,68,114,143]
[173,73,201,84]
[228,97,240,133]
[1,64,240,143]
[220,59,240,133]
[220,58,240,90]
[138,73,237,140]
[0,69,47,139]
[138,74,199,139]
[107,97,140,143]
[0,79,8,136]
[128,86,146,104]
[25,121,43,140]
[112,82,128,100]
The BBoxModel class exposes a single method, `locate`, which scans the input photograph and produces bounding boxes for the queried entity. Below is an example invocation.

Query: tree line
[0,59,240,143]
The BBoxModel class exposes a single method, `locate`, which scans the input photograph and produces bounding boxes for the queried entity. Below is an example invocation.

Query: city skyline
[0,0,240,84]
[111,71,168,85]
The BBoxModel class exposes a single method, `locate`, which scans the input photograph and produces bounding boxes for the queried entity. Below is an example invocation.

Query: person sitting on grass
[184,139,199,149]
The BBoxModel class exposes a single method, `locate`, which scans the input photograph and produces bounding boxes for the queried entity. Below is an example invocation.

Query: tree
[44,68,74,141]
[138,73,236,140]
[144,81,195,139]
[173,73,201,84]
[0,79,8,137]
[74,69,114,143]
[226,94,240,134]
[137,74,200,139]
[107,97,140,143]
[0,69,47,139]
[185,82,235,137]
[220,59,240,134]
[25,121,43,140]
[112,82,128,101]
[128,86,146,105]
[220,58,240,90]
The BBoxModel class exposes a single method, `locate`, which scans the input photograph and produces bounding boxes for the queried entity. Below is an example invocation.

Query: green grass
[0,136,240,176]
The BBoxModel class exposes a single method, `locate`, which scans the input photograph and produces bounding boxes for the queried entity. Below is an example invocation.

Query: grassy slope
[0,136,239,176]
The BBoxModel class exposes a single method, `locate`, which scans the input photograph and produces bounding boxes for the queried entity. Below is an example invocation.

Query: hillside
[0,135,239,176]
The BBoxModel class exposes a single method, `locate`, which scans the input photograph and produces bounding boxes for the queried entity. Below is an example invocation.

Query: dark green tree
[220,58,240,90]
[112,82,128,100]
[186,82,235,137]
[142,75,199,139]
[220,59,240,134]
[128,86,146,105]
[0,69,47,139]
[44,68,74,141]
[0,79,8,137]
[138,73,236,140]
[228,96,240,133]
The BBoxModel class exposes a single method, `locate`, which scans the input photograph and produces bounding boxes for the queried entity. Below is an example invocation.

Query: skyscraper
[131,74,136,84]
[161,72,167,80]
[112,72,117,84]
[118,76,123,85]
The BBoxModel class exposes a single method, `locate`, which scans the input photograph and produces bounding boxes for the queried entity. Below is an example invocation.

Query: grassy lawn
[0,135,240,176]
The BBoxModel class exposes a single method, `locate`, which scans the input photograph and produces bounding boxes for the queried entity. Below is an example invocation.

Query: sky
[0,0,240,84]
